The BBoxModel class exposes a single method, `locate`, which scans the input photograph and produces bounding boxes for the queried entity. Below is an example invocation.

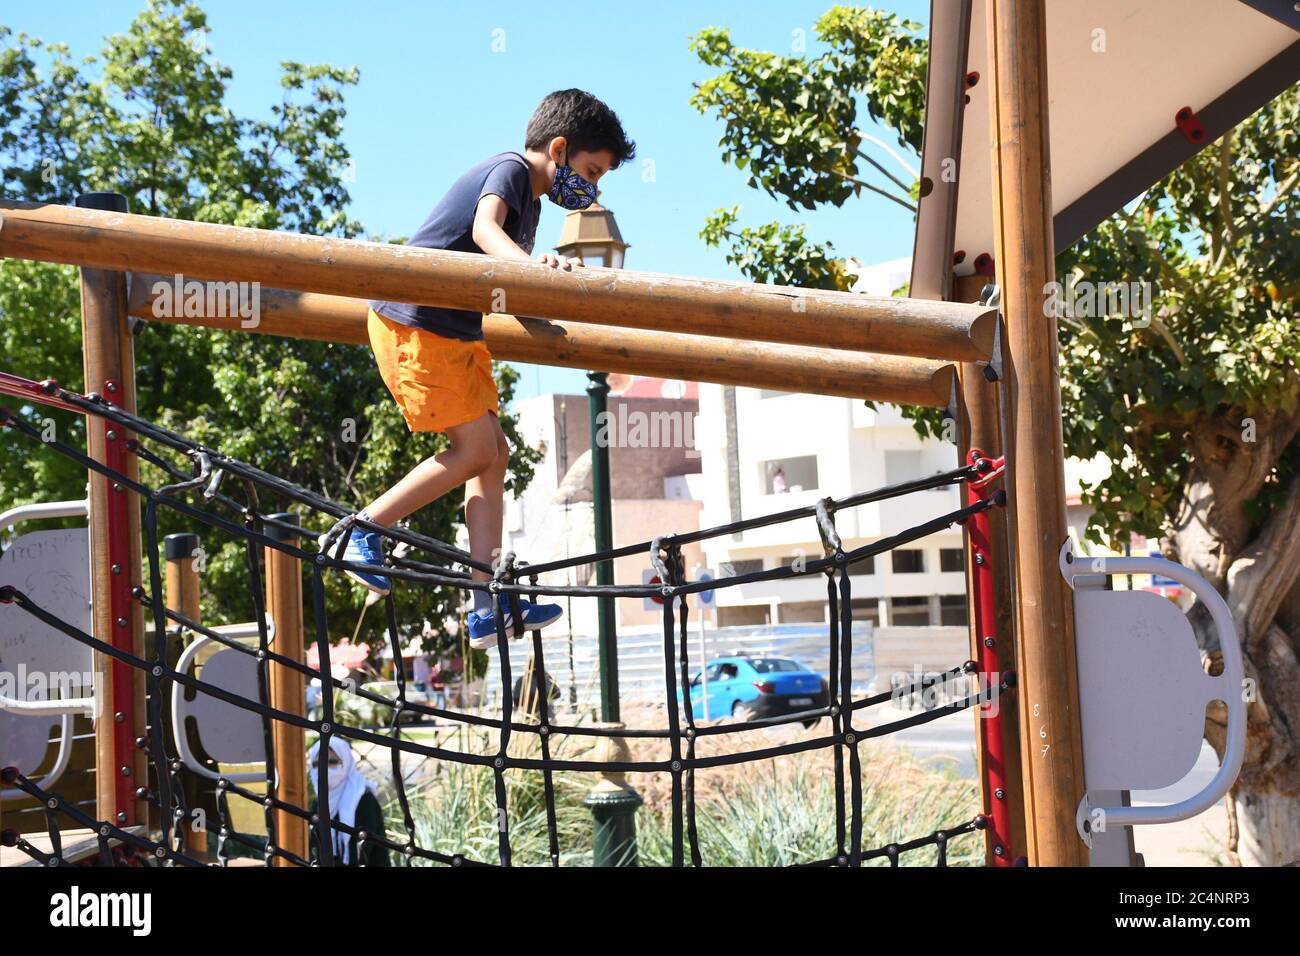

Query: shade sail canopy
[910,0,1300,300]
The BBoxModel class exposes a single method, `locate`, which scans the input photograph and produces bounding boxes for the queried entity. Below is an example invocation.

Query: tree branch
[1254,163,1300,221]
[343,424,372,488]
[851,129,919,178]
[1217,130,1235,258]
[850,145,913,195]
[1145,314,1189,366]
[1228,461,1300,643]
[822,166,916,212]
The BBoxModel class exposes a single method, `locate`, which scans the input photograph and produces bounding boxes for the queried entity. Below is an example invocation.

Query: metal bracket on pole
[124,274,147,337]
[945,375,960,428]
[1058,539,1246,848]
[978,284,1003,383]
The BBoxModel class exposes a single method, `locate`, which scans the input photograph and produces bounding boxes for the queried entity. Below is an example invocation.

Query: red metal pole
[102,404,139,824]
[967,448,1013,866]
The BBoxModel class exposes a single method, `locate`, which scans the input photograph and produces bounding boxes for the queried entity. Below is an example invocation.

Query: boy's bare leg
[362,412,502,527]
[464,415,510,592]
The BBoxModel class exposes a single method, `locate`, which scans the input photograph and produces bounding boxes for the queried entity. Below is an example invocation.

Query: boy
[332,89,636,652]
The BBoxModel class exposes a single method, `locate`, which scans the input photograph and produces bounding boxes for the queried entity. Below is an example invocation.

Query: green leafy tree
[691,6,1300,864]
[0,1,540,658]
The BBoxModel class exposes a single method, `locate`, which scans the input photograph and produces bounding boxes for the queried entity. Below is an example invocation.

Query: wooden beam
[0,200,997,362]
[987,0,1088,866]
[263,514,307,867]
[164,532,208,859]
[124,275,958,409]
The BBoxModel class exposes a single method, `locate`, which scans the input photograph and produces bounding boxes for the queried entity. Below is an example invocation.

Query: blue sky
[9,1,929,398]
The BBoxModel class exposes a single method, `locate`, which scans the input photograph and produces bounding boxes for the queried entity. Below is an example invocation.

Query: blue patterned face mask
[548,155,598,210]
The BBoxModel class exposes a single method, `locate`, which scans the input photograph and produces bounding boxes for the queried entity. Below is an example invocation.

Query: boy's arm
[472,195,582,270]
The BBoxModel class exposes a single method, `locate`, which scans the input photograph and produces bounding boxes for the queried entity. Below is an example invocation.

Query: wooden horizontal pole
[0,200,995,362]
[124,276,956,407]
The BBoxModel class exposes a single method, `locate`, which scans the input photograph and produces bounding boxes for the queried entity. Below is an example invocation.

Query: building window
[847,553,875,575]
[891,549,925,573]
[885,450,923,486]
[940,595,968,626]
[889,596,931,627]
[718,605,770,627]
[940,548,965,572]
[762,455,817,494]
[721,558,764,577]
[778,601,827,624]
[850,599,880,626]
[505,495,525,533]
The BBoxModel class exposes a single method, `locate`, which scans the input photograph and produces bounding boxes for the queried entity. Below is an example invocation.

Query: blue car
[683,656,828,726]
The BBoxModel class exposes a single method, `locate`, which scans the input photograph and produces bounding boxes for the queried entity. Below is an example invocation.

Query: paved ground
[861,702,1230,866]
[384,702,1235,866]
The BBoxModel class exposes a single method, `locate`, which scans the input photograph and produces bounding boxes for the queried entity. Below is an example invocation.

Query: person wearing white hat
[307,736,390,866]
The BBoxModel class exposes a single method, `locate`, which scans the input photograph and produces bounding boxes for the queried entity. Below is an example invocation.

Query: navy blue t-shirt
[371,152,540,340]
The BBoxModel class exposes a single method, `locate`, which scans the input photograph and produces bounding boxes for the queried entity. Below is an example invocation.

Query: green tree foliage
[1057,100,1300,549]
[691,6,1300,863]
[690,5,1298,550]
[0,1,540,652]
[691,9,925,211]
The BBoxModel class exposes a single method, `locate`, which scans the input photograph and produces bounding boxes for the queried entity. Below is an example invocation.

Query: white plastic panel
[1060,541,1246,844]
[1074,588,1214,790]
[184,647,265,765]
[0,529,94,700]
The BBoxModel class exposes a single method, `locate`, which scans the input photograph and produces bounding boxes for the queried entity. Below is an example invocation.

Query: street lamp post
[555,199,641,866]
[585,370,619,722]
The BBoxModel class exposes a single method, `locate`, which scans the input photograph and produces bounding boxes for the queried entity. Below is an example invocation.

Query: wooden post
[121,279,960,408]
[164,532,208,857]
[264,513,307,866]
[985,0,1088,865]
[76,192,147,828]
[953,274,1027,865]
[0,200,998,362]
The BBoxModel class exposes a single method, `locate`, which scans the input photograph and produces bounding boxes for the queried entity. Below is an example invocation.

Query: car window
[718,663,739,680]
[705,664,724,682]
[748,658,801,673]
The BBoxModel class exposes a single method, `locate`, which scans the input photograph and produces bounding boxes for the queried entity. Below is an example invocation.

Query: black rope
[0,388,1007,868]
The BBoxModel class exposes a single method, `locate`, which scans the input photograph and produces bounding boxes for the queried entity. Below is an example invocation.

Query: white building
[692,384,971,630]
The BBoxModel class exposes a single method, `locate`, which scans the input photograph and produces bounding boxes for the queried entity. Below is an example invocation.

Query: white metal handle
[1059,541,1246,843]
[170,621,273,783]
[0,498,88,529]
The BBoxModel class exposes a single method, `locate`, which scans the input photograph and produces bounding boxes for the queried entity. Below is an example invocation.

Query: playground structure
[1,0,1292,865]
[1,384,1012,866]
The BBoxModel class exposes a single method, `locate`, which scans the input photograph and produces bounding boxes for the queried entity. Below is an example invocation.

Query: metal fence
[481,621,876,712]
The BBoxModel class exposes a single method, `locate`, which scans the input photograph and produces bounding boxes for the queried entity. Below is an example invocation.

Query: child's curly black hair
[525,89,636,169]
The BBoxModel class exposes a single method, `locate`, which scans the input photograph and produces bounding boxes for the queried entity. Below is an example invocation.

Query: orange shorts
[367,309,500,433]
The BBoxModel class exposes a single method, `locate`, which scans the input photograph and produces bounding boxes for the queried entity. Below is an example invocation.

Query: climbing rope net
[0,372,1012,867]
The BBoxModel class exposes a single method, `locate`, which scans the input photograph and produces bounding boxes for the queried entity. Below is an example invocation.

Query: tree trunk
[1171,407,1300,866]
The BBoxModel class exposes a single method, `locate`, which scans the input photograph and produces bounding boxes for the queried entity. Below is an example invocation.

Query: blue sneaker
[468,596,563,650]
[320,526,391,595]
